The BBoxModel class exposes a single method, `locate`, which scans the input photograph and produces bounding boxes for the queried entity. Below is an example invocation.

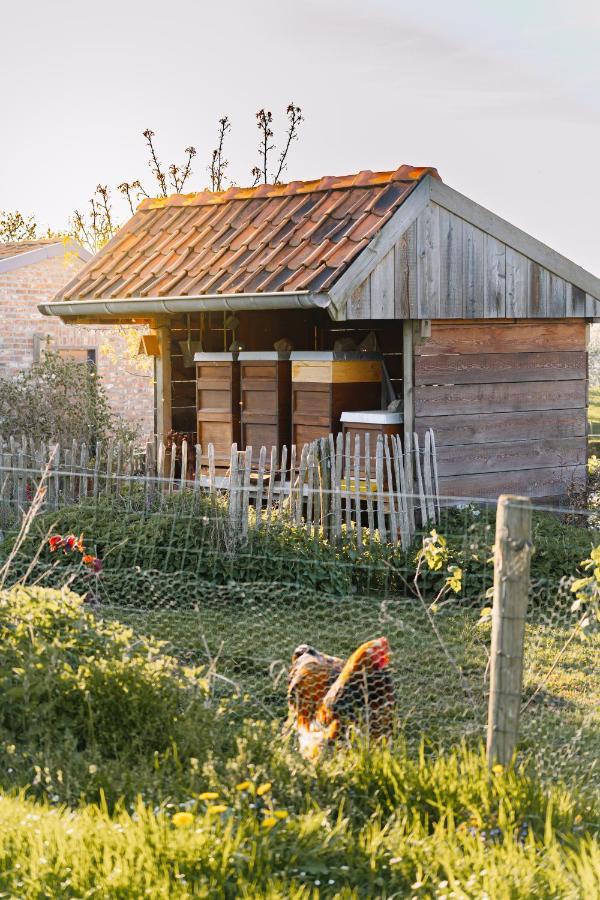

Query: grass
[0,742,598,898]
[108,590,599,792]
[589,386,600,435]
[0,579,598,896]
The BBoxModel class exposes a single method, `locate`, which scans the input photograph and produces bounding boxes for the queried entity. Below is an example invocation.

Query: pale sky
[1,0,599,274]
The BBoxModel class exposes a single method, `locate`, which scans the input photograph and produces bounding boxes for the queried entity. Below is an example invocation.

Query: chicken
[286,644,344,733]
[316,637,395,743]
[287,637,395,759]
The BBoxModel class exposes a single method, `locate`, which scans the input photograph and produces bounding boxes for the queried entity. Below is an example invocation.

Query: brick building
[0,239,153,436]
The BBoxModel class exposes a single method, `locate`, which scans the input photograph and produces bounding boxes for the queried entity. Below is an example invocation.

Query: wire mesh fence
[0,454,598,794]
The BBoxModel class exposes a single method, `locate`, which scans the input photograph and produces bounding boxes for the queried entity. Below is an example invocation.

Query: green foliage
[0,351,137,447]
[0,585,225,806]
[570,545,600,634]
[0,542,597,895]
[4,497,598,606]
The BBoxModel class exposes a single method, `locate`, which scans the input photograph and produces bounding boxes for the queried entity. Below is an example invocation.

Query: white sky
[1,0,599,274]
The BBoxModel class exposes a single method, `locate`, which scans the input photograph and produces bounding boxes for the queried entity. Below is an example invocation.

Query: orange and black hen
[287,644,344,733]
[316,637,395,743]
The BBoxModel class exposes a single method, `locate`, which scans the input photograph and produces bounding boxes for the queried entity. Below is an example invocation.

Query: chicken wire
[0,467,598,791]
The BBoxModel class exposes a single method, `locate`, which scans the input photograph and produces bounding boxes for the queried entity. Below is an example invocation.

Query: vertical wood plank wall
[337,204,600,322]
[413,320,588,499]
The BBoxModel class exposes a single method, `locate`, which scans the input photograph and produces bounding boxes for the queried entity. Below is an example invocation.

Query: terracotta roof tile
[0,238,62,261]
[56,164,440,301]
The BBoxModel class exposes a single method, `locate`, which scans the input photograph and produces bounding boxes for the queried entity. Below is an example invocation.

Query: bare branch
[178,146,197,193]
[253,109,274,185]
[273,103,304,184]
[209,117,231,191]
[0,209,38,242]
[117,182,137,217]
[143,128,167,197]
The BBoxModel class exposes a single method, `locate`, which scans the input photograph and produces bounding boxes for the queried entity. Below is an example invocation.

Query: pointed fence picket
[0,429,440,552]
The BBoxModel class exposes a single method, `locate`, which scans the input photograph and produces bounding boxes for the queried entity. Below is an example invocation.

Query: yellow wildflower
[172,812,194,827]
[262,817,277,828]
[256,782,272,796]
[235,781,253,792]
[198,791,219,801]
[492,764,504,775]
[273,810,288,819]
[207,804,228,814]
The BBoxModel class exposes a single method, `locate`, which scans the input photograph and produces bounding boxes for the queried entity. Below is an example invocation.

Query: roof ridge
[138,165,440,211]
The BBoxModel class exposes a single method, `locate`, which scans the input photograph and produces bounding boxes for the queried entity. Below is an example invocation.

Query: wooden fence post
[486,494,533,769]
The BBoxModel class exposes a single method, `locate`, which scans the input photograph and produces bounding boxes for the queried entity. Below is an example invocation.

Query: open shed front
[157,308,405,469]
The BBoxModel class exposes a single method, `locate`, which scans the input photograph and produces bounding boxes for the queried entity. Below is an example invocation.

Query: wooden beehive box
[195,352,241,468]
[239,351,291,460]
[341,410,403,479]
[291,352,383,447]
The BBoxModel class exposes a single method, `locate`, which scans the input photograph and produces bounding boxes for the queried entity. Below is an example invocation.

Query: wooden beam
[156,325,172,443]
[403,321,415,486]
[487,495,532,768]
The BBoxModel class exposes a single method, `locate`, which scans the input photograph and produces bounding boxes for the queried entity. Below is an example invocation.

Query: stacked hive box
[239,351,291,460]
[195,352,241,468]
[291,352,383,447]
[341,410,403,480]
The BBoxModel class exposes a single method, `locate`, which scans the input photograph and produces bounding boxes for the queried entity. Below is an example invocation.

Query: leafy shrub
[0,351,137,447]
[0,584,227,804]
[3,495,598,607]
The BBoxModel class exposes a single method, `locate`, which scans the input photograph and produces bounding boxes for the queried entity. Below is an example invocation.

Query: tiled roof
[56,165,440,301]
[0,239,61,261]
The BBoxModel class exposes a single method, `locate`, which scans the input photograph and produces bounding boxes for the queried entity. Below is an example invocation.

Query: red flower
[49,535,64,553]
[64,534,84,554]
[83,555,102,573]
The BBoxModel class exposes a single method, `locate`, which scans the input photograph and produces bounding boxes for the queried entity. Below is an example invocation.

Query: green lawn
[589,385,600,449]
[107,589,600,793]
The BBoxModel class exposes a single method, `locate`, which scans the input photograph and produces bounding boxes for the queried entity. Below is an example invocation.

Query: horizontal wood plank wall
[337,202,600,321]
[414,320,588,499]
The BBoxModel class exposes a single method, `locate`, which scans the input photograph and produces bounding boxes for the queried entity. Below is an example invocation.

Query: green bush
[3,495,598,608]
[0,584,229,805]
[0,351,137,447]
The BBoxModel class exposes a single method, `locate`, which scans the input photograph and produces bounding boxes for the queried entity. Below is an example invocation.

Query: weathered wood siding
[413,320,588,499]
[339,202,599,321]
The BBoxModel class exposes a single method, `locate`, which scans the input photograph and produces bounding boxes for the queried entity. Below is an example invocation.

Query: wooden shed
[40,165,600,500]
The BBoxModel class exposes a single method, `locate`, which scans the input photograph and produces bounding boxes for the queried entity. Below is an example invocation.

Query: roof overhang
[0,240,91,275]
[38,290,331,323]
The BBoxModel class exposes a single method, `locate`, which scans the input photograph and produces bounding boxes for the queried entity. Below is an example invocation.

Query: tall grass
[0,743,598,898]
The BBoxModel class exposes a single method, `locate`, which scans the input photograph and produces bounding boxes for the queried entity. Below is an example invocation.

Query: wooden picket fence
[0,430,439,550]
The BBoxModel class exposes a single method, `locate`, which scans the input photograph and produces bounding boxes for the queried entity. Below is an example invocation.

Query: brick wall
[0,254,154,438]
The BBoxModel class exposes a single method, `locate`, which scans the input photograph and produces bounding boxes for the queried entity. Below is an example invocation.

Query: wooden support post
[402,320,415,456]
[155,325,172,445]
[487,494,533,769]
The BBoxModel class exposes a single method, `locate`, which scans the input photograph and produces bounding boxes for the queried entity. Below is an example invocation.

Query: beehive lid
[194,352,238,362]
[340,410,403,424]
[238,351,291,360]
[289,351,382,361]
